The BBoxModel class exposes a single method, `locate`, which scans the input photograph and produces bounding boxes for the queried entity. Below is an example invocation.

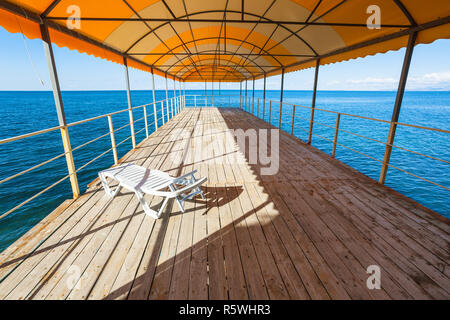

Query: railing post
[308,59,320,144]
[263,73,266,119]
[332,113,341,158]
[379,122,397,183]
[252,77,255,115]
[143,105,149,138]
[239,81,242,109]
[107,115,118,164]
[168,98,170,118]
[161,101,165,125]
[153,102,158,131]
[151,68,157,130]
[178,81,183,109]
[308,108,314,144]
[262,98,265,121]
[379,32,417,185]
[165,73,170,119]
[269,100,272,124]
[40,24,79,198]
[257,98,260,118]
[212,81,214,106]
[123,58,136,149]
[166,98,170,120]
[278,102,283,129]
[183,81,186,100]
[279,68,285,129]
[59,126,79,197]
[291,105,296,135]
[229,95,231,107]
[173,78,177,112]
[171,98,174,118]
[245,79,248,112]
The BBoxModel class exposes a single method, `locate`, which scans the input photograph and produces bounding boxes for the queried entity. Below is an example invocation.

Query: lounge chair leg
[170,184,185,213]
[110,184,122,197]
[156,197,170,218]
[134,190,159,219]
[188,173,205,200]
[198,187,206,200]
[176,196,185,213]
[99,174,122,198]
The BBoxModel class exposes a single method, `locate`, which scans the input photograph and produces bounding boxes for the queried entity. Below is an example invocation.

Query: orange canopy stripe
[0,0,448,82]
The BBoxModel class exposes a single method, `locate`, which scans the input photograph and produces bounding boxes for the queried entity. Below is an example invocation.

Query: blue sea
[0,90,449,252]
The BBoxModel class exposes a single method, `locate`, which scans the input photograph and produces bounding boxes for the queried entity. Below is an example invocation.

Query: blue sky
[0,26,449,91]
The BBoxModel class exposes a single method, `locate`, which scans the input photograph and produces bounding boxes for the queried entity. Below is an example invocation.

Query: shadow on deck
[0,107,448,300]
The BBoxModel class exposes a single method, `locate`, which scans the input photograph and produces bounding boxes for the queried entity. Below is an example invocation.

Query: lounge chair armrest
[173,170,198,184]
[141,177,207,198]
[173,176,207,196]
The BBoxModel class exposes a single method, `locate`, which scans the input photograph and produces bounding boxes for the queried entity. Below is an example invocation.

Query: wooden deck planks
[37,121,173,299]
[0,107,448,300]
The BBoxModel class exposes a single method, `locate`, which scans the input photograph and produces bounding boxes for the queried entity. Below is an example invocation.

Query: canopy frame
[1,0,448,82]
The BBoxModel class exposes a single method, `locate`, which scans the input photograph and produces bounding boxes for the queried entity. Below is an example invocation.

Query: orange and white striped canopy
[0,0,449,82]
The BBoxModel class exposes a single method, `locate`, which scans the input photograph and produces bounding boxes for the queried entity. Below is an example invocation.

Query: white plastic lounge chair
[98,163,207,219]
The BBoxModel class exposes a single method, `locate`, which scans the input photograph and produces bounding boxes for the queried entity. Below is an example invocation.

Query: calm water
[0,90,449,252]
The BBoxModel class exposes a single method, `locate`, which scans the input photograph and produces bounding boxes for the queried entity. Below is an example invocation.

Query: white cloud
[326,80,341,86]
[325,71,450,90]
[346,77,397,84]
[407,71,450,90]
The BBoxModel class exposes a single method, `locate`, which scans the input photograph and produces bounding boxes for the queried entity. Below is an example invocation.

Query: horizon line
[0,89,449,92]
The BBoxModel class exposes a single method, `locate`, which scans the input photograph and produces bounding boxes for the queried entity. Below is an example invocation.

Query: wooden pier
[0,107,448,300]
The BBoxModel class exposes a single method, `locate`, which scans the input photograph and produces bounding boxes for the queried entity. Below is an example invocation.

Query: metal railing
[0,95,186,220]
[1,92,448,222]
[184,93,449,193]
[237,95,449,192]
[184,94,242,108]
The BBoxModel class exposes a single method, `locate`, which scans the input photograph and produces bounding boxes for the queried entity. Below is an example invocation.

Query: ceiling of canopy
[0,0,449,82]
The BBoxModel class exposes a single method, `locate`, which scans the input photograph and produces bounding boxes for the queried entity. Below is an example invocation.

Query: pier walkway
[0,107,448,300]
